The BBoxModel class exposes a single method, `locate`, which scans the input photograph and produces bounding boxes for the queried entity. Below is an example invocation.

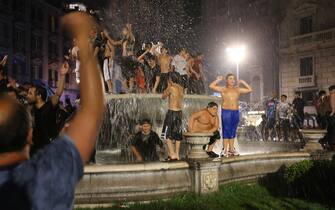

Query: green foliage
[284,160,314,183]
[76,183,325,210]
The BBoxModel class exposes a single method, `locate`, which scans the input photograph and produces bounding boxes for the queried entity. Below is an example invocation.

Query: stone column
[184,132,213,159]
[189,160,221,194]
[300,129,327,152]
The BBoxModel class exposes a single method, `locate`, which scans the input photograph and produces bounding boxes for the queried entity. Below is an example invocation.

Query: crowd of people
[262,89,335,146]
[70,21,206,95]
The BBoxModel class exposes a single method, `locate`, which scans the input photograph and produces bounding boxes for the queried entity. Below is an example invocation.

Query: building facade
[279,0,335,103]
[0,0,78,101]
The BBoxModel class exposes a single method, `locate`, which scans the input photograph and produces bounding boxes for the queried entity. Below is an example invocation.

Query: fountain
[74,94,315,206]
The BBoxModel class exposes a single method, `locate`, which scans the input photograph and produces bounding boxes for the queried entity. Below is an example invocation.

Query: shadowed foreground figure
[0,12,105,210]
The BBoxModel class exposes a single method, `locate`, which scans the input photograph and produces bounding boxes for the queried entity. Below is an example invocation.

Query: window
[33,64,42,79]
[0,22,9,39]
[14,28,25,52]
[32,36,43,51]
[300,16,313,34]
[49,16,57,33]
[48,41,57,59]
[300,57,313,76]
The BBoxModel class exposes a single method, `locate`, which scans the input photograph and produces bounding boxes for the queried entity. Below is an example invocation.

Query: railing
[297,75,315,88]
[280,28,335,49]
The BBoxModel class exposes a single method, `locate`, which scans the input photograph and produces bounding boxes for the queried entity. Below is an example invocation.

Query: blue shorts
[221,109,240,139]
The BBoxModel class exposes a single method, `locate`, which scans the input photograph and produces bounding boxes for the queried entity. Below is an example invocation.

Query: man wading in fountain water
[0,12,105,209]
[209,74,252,157]
[188,102,220,158]
[162,72,184,161]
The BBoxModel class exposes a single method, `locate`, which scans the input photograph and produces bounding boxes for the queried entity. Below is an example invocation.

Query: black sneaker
[207,151,219,158]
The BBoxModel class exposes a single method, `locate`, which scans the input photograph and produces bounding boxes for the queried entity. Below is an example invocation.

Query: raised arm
[62,12,105,163]
[50,61,69,106]
[162,85,171,99]
[103,30,122,46]
[238,79,253,94]
[137,49,150,61]
[209,76,224,92]
[0,55,8,66]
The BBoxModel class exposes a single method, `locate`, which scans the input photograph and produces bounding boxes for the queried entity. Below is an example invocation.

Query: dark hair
[6,87,18,98]
[178,48,186,53]
[281,94,288,98]
[319,90,326,97]
[34,85,47,102]
[140,118,152,125]
[196,52,203,57]
[207,102,218,108]
[147,54,156,61]
[0,96,31,153]
[329,85,335,92]
[226,73,235,80]
[169,72,181,84]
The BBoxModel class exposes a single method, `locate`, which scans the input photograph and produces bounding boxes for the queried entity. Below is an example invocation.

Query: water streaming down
[95,94,304,164]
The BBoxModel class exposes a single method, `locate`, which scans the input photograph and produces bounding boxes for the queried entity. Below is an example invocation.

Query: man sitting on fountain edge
[131,119,164,162]
[188,102,220,158]
[209,74,252,157]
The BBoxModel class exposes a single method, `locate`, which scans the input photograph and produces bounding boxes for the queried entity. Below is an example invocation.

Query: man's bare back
[163,83,183,111]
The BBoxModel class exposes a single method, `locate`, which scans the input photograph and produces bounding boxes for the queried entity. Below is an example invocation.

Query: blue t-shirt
[0,135,83,210]
[266,99,278,119]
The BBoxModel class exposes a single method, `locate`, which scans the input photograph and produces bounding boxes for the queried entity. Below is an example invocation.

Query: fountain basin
[300,129,327,152]
[184,132,213,159]
[75,152,312,206]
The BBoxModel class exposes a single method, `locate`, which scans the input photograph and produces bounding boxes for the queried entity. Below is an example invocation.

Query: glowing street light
[226,45,246,81]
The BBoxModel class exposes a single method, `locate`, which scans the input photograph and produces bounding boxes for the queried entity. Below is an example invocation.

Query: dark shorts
[180,74,189,89]
[162,110,183,141]
[157,73,169,93]
[209,130,221,145]
[121,56,136,80]
[266,118,276,129]
[221,109,240,139]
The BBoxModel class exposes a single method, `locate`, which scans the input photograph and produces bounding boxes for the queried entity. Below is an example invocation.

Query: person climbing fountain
[188,101,220,158]
[209,74,252,157]
[162,72,184,161]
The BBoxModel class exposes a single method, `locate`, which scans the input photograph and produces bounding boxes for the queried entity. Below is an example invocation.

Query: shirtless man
[153,46,172,93]
[188,102,220,158]
[209,74,252,157]
[162,72,184,161]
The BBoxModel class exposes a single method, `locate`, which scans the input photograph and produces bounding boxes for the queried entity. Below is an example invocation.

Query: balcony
[280,28,335,49]
[297,75,315,88]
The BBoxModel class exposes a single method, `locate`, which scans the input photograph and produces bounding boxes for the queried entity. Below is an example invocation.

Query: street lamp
[226,45,246,81]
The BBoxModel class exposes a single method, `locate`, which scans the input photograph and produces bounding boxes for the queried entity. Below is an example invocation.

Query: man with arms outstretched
[162,72,184,161]
[0,12,105,210]
[209,74,252,157]
[188,102,220,158]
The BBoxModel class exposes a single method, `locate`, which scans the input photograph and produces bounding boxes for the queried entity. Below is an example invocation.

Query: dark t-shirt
[0,78,8,93]
[0,135,83,210]
[32,101,58,152]
[131,131,163,161]
[292,97,305,115]
[266,98,278,119]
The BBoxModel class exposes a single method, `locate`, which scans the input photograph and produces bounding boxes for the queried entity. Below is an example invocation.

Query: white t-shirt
[172,54,187,75]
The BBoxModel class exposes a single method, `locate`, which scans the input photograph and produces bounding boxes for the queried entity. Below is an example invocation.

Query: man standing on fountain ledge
[209,74,252,157]
[162,72,184,161]
[0,12,105,210]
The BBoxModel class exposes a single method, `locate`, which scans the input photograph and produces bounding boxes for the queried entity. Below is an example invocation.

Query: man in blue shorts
[209,74,252,157]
